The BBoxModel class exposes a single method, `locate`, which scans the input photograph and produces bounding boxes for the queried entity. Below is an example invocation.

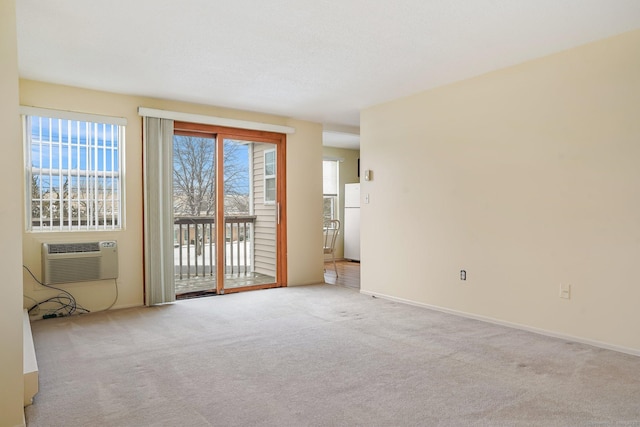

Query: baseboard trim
[360,290,640,358]
[111,303,143,311]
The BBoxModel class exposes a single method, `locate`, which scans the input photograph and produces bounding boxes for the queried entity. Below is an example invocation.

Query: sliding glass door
[173,123,286,296]
[172,133,217,295]
[219,138,279,292]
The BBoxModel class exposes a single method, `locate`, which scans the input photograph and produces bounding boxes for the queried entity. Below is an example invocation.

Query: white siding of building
[252,144,277,277]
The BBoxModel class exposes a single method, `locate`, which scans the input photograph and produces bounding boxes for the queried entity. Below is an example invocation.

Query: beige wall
[20,80,324,311]
[285,120,325,284]
[1,1,26,425]
[361,29,640,353]
[322,146,360,258]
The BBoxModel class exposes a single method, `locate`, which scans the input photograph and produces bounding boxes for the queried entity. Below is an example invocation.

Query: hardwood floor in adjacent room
[324,260,360,290]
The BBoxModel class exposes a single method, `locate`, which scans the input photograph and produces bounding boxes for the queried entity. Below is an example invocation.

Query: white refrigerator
[344,183,360,261]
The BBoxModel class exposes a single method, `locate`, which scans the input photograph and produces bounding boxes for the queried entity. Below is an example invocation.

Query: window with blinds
[323,160,339,224]
[24,113,125,231]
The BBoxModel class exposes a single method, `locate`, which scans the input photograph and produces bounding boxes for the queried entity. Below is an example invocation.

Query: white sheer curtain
[142,117,175,305]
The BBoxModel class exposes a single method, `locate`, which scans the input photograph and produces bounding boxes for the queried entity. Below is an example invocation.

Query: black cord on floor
[23,265,90,318]
[24,265,119,318]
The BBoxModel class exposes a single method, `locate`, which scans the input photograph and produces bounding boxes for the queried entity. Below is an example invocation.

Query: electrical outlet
[460,270,466,281]
[559,283,571,299]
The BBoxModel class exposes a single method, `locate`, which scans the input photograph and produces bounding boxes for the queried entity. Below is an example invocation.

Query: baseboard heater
[41,241,119,285]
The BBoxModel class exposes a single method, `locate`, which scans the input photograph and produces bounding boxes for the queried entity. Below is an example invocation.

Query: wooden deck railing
[174,215,256,280]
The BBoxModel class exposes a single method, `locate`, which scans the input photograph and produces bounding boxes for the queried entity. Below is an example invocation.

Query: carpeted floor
[25,284,640,426]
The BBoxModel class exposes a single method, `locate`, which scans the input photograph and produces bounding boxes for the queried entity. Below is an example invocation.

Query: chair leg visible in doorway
[323,219,341,279]
[324,257,339,278]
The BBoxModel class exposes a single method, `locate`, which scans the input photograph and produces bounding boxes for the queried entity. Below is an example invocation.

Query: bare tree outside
[222,139,250,215]
[30,176,117,227]
[172,136,250,256]
[173,136,216,216]
[31,175,43,221]
[172,136,250,216]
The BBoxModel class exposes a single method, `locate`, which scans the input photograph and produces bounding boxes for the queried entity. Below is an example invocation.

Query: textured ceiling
[16,0,640,137]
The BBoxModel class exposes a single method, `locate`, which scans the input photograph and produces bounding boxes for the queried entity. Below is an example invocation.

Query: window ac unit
[41,241,118,285]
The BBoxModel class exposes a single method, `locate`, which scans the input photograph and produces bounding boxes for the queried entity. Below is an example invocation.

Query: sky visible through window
[30,116,119,173]
[27,115,122,230]
[224,139,250,195]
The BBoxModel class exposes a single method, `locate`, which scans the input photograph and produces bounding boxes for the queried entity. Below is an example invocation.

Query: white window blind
[323,160,339,222]
[323,160,338,195]
[23,112,125,231]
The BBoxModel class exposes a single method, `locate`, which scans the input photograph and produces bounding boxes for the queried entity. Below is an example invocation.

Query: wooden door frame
[174,121,287,294]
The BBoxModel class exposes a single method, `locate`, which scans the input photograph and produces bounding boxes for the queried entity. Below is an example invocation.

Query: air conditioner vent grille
[47,242,101,254]
[41,241,118,285]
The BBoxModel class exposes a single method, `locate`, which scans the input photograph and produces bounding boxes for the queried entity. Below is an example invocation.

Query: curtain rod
[138,107,295,134]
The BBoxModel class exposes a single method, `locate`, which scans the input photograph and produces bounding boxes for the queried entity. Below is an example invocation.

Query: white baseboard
[111,302,143,310]
[360,290,640,358]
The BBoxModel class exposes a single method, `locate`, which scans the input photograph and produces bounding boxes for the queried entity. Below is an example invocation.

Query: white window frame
[21,107,127,232]
[264,148,276,204]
